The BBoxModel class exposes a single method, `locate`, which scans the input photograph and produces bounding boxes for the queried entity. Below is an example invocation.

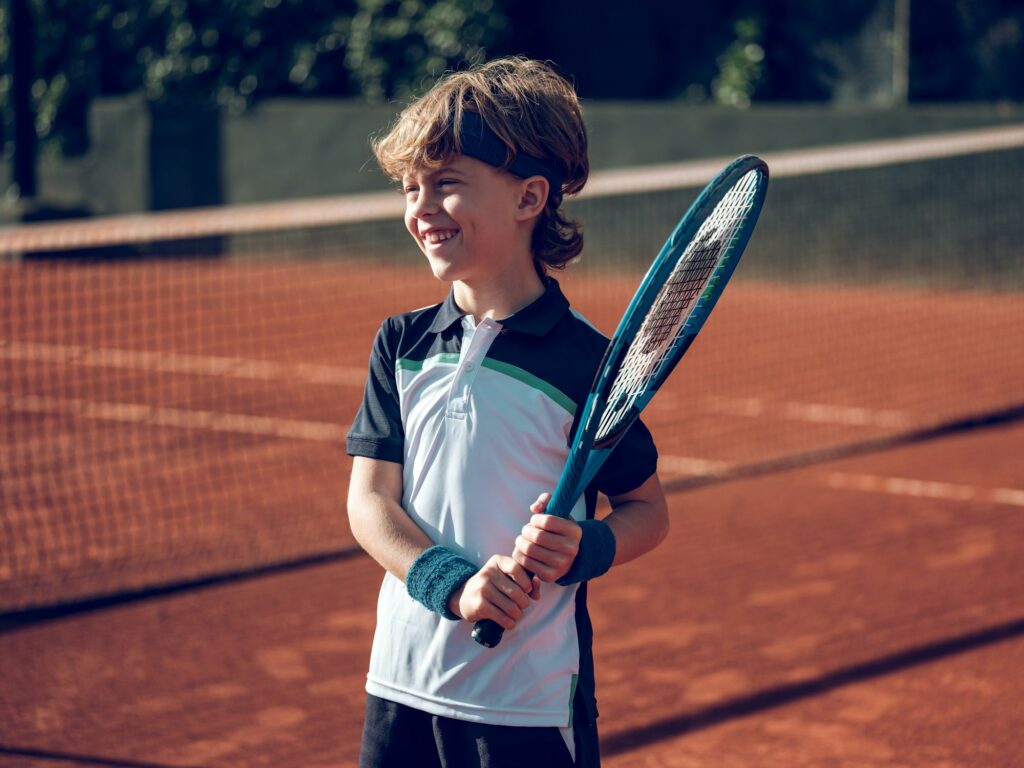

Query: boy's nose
[410,190,440,218]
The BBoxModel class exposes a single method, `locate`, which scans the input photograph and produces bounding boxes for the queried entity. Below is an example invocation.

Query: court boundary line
[0,339,367,387]
[823,471,1024,507]
[2,401,1021,632]
[660,402,1024,494]
[3,389,916,446]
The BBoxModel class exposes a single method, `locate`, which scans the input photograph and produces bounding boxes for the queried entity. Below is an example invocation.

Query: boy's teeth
[427,230,455,244]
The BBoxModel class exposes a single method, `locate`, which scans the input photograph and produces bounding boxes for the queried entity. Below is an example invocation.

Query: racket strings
[594,169,763,443]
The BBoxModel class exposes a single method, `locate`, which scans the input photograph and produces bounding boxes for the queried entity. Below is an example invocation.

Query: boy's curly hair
[372,57,589,274]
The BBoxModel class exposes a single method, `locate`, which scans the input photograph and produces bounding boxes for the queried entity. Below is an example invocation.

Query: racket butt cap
[472,620,505,648]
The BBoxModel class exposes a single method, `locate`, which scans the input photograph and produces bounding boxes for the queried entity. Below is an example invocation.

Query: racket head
[548,155,769,515]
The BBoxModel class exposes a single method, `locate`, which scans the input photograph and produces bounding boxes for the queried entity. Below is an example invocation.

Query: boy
[346,57,669,767]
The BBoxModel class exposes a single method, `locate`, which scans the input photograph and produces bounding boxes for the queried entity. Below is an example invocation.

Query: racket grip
[472,619,506,648]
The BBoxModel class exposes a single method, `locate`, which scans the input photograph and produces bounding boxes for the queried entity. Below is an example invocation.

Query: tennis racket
[471,154,769,648]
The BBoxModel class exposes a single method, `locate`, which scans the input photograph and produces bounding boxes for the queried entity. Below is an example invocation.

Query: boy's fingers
[512,550,563,582]
[497,557,535,593]
[529,575,542,600]
[529,493,552,514]
[519,527,579,555]
[487,587,525,620]
[482,604,516,631]
[491,575,531,610]
[529,514,582,539]
[516,535,558,563]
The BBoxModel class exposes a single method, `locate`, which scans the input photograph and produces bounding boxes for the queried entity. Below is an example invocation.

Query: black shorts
[358,692,601,768]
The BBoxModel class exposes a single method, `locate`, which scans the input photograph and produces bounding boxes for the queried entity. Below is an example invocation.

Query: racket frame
[471,154,768,648]
[545,154,769,520]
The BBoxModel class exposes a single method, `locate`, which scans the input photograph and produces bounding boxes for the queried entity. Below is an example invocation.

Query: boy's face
[401,154,532,285]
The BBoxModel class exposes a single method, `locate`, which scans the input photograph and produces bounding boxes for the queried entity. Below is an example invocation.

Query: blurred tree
[910,0,1024,101]
[344,0,507,102]
[712,16,765,107]
[2,0,1024,160]
[494,0,743,100]
[492,0,883,104]
[0,0,508,156]
[2,0,361,156]
[130,0,358,111]
[738,0,882,101]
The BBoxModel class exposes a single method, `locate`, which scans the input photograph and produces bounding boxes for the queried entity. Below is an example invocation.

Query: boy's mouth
[423,229,458,246]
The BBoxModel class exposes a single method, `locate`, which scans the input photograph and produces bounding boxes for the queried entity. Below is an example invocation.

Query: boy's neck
[453,268,546,324]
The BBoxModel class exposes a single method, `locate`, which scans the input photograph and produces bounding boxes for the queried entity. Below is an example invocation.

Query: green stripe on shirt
[396,353,461,372]
[397,354,577,416]
[481,358,577,416]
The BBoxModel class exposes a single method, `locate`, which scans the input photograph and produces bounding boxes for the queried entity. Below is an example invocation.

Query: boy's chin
[424,256,463,283]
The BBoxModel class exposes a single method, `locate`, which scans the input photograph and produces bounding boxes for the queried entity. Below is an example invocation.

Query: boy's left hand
[513,493,583,583]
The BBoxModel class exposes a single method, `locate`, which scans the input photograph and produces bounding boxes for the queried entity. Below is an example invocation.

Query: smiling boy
[346,57,669,767]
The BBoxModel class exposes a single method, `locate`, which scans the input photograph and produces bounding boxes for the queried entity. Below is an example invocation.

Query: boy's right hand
[449,554,541,630]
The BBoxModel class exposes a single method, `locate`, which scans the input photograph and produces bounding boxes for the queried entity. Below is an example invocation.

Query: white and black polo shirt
[347,278,658,728]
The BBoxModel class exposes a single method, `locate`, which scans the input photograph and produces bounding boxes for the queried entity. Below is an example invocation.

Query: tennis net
[2,124,1023,614]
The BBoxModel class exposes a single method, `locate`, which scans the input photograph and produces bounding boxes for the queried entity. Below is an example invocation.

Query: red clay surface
[2,258,1023,766]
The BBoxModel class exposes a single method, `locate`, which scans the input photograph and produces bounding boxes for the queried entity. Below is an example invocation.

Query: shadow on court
[2,425,1024,767]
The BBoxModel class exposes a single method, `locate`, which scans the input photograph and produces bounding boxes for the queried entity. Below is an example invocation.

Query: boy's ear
[514,176,550,222]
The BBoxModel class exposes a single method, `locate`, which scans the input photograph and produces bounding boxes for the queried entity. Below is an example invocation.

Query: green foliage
[0,0,506,155]
[345,0,506,102]
[2,0,1023,158]
[3,0,363,154]
[712,16,765,108]
[131,0,356,111]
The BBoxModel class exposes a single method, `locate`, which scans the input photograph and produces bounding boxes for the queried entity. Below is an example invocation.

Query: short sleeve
[346,320,404,464]
[592,417,658,497]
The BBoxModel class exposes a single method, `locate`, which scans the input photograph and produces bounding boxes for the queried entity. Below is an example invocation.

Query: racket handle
[472,619,506,648]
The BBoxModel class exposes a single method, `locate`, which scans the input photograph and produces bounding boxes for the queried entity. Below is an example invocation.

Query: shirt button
[465,362,475,370]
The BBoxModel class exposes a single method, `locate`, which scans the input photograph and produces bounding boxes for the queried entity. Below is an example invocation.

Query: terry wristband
[556,518,617,586]
[406,545,478,620]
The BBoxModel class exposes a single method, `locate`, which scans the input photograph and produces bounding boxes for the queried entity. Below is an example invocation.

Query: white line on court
[4,393,348,443]
[0,339,367,387]
[703,395,911,428]
[8,392,1018,508]
[4,342,915,430]
[824,472,1024,508]
[658,455,733,477]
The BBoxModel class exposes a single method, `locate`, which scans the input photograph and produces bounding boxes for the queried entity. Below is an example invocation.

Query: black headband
[458,111,565,191]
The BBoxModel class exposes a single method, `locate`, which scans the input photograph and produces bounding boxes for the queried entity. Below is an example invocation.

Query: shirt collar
[428,278,570,336]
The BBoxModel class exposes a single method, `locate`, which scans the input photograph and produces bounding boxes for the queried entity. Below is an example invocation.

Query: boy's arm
[346,455,432,580]
[514,472,669,582]
[603,472,670,567]
[347,456,540,629]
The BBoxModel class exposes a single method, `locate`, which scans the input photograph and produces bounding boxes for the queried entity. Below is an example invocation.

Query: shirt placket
[446,317,502,420]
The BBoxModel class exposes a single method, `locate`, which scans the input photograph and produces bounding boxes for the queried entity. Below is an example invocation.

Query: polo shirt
[346,278,658,728]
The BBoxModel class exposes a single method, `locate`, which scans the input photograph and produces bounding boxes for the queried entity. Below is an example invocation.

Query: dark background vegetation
[2,0,1023,159]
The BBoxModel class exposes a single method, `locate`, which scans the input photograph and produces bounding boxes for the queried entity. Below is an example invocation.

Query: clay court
[1,254,1022,766]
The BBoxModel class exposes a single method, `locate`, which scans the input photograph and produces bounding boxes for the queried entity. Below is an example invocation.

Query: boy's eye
[438,178,458,188]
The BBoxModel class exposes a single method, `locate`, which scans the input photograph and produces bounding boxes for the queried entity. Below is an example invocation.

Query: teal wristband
[406,545,478,620]
[556,519,617,586]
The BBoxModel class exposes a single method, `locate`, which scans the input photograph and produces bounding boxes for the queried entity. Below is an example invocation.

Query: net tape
[2,123,1023,255]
